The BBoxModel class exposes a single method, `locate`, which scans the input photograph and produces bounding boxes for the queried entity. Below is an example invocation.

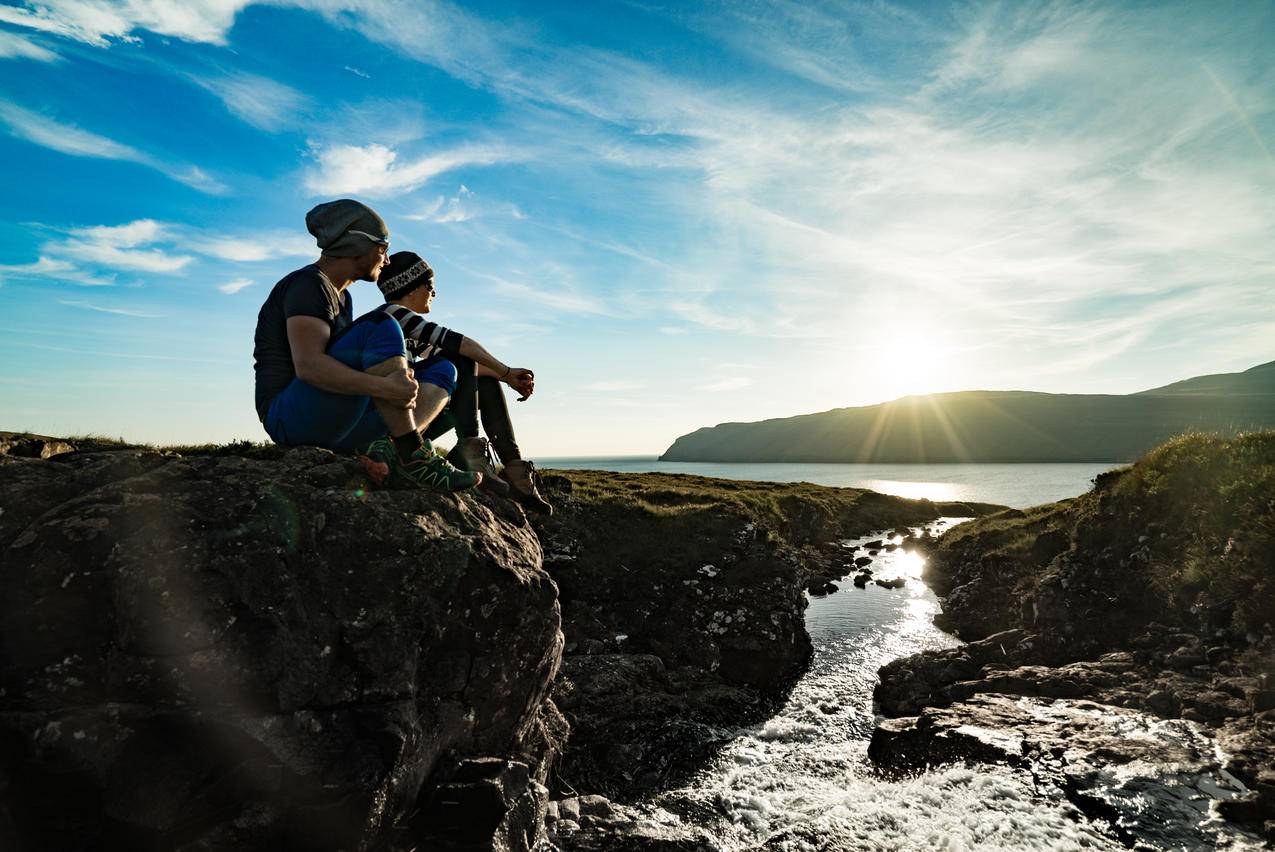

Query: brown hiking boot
[448,437,511,498]
[500,459,553,514]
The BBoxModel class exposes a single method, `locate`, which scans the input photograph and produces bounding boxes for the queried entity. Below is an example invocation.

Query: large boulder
[0,445,563,850]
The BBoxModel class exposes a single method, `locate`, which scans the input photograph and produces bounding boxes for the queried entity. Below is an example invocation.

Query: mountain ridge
[661,360,1275,463]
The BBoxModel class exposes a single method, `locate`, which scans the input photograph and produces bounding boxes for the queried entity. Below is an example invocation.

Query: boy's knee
[415,358,458,395]
[366,355,409,377]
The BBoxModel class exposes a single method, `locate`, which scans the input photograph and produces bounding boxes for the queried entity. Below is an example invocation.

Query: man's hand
[380,366,419,409]
[505,368,535,401]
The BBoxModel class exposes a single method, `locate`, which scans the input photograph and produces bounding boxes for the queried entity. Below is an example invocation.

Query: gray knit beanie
[305,199,389,257]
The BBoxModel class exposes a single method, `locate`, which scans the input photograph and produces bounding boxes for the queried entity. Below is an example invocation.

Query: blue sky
[0,0,1272,455]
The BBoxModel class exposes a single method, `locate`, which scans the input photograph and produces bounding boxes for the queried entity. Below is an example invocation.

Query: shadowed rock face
[530,477,813,802]
[0,445,562,850]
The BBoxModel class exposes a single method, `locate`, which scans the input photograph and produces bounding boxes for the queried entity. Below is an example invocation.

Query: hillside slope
[661,360,1275,463]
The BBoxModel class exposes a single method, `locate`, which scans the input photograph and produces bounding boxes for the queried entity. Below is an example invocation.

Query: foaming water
[644,524,1262,851]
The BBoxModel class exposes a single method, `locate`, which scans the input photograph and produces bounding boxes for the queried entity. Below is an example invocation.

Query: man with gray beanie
[251,199,480,492]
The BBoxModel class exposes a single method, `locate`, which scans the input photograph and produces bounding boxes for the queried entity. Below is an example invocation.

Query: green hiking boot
[354,434,395,487]
[392,442,482,492]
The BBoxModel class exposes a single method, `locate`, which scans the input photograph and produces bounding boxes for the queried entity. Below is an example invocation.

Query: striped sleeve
[383,304,464,358]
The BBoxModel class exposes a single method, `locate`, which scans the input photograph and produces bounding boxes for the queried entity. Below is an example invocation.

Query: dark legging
[422,354,522,462]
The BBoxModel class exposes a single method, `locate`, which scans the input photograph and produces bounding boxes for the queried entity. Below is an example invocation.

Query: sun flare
[862,327,958,401]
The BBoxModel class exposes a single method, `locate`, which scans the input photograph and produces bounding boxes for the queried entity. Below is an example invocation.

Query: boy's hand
[505,368,535,401]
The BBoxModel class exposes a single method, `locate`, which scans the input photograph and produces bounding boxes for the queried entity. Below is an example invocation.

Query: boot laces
[482,439,501,471]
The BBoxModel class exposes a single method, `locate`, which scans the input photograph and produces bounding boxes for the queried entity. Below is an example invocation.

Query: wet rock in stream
[870,694,1263,849]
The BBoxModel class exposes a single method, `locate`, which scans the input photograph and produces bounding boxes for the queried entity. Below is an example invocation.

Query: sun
[866,328,953,399]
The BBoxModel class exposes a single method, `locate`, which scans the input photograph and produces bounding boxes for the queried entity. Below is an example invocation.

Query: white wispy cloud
[0,27,58,60]
[584,380,645,392]
[489,277,611,317]
[303,141,516,197]
[668,299,755,334]
[57,298,164,318]
[0,0,250,46]
[694,376,754,393]
[0,256,114,286]
[190,70,308,132]
[217,277,254,294]
[344,65,369,78]
[29,220,314,275]
[52,220,193,273]
[75,220,168,247]
[186,232,316,262]
[0,100,226,193]
[407,185,525,224]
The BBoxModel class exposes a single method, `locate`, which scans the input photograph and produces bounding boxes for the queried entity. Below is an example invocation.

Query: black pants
[422,354,521,462]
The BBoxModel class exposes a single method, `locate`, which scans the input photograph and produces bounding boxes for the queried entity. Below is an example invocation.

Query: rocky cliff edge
[0,434,997,851]
[0,438,561,851]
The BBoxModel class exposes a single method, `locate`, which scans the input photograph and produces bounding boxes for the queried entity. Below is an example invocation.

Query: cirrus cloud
[0,100,226,193]
[303,141,517,197]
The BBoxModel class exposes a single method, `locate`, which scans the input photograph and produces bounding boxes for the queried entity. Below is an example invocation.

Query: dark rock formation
[872,433,1275,841]
[0,436,1007,850]
[0,441,562,850]
[529,476,812,801]
[545,794,720,850]
[525,470,1001,806]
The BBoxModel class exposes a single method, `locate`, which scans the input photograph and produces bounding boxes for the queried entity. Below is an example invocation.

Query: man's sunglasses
[349,229,389,247]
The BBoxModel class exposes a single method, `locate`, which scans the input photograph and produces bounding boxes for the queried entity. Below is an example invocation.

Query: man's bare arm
[287,316,417,407]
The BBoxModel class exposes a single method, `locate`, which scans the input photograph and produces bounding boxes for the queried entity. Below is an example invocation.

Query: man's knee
[414,357,458,396]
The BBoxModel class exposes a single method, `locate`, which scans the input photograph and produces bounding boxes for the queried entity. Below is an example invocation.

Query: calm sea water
[540,457,1120,509]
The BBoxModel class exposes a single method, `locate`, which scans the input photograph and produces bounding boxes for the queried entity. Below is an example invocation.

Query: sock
[393,430,424,458]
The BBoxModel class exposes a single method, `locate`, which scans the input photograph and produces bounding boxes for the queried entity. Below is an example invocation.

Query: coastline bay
[542,457,1116,509]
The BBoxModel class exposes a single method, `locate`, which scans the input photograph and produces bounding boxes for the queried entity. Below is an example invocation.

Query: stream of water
[544,462,1261,849]
[632,524,1263,851]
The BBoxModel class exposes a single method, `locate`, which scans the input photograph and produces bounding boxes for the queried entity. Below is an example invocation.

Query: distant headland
[660,360,1275,463]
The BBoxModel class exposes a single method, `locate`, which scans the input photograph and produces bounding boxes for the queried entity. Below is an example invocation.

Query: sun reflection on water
[864,479,961,502]
[896,548,926,580]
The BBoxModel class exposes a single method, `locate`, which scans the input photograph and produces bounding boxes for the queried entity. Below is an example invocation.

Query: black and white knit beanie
[378,251,434,299]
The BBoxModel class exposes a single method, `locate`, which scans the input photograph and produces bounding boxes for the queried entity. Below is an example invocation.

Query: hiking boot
[448,437,511,497]
[392,442,481,492]
[500,459,553,514]
[354,434,395,487]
